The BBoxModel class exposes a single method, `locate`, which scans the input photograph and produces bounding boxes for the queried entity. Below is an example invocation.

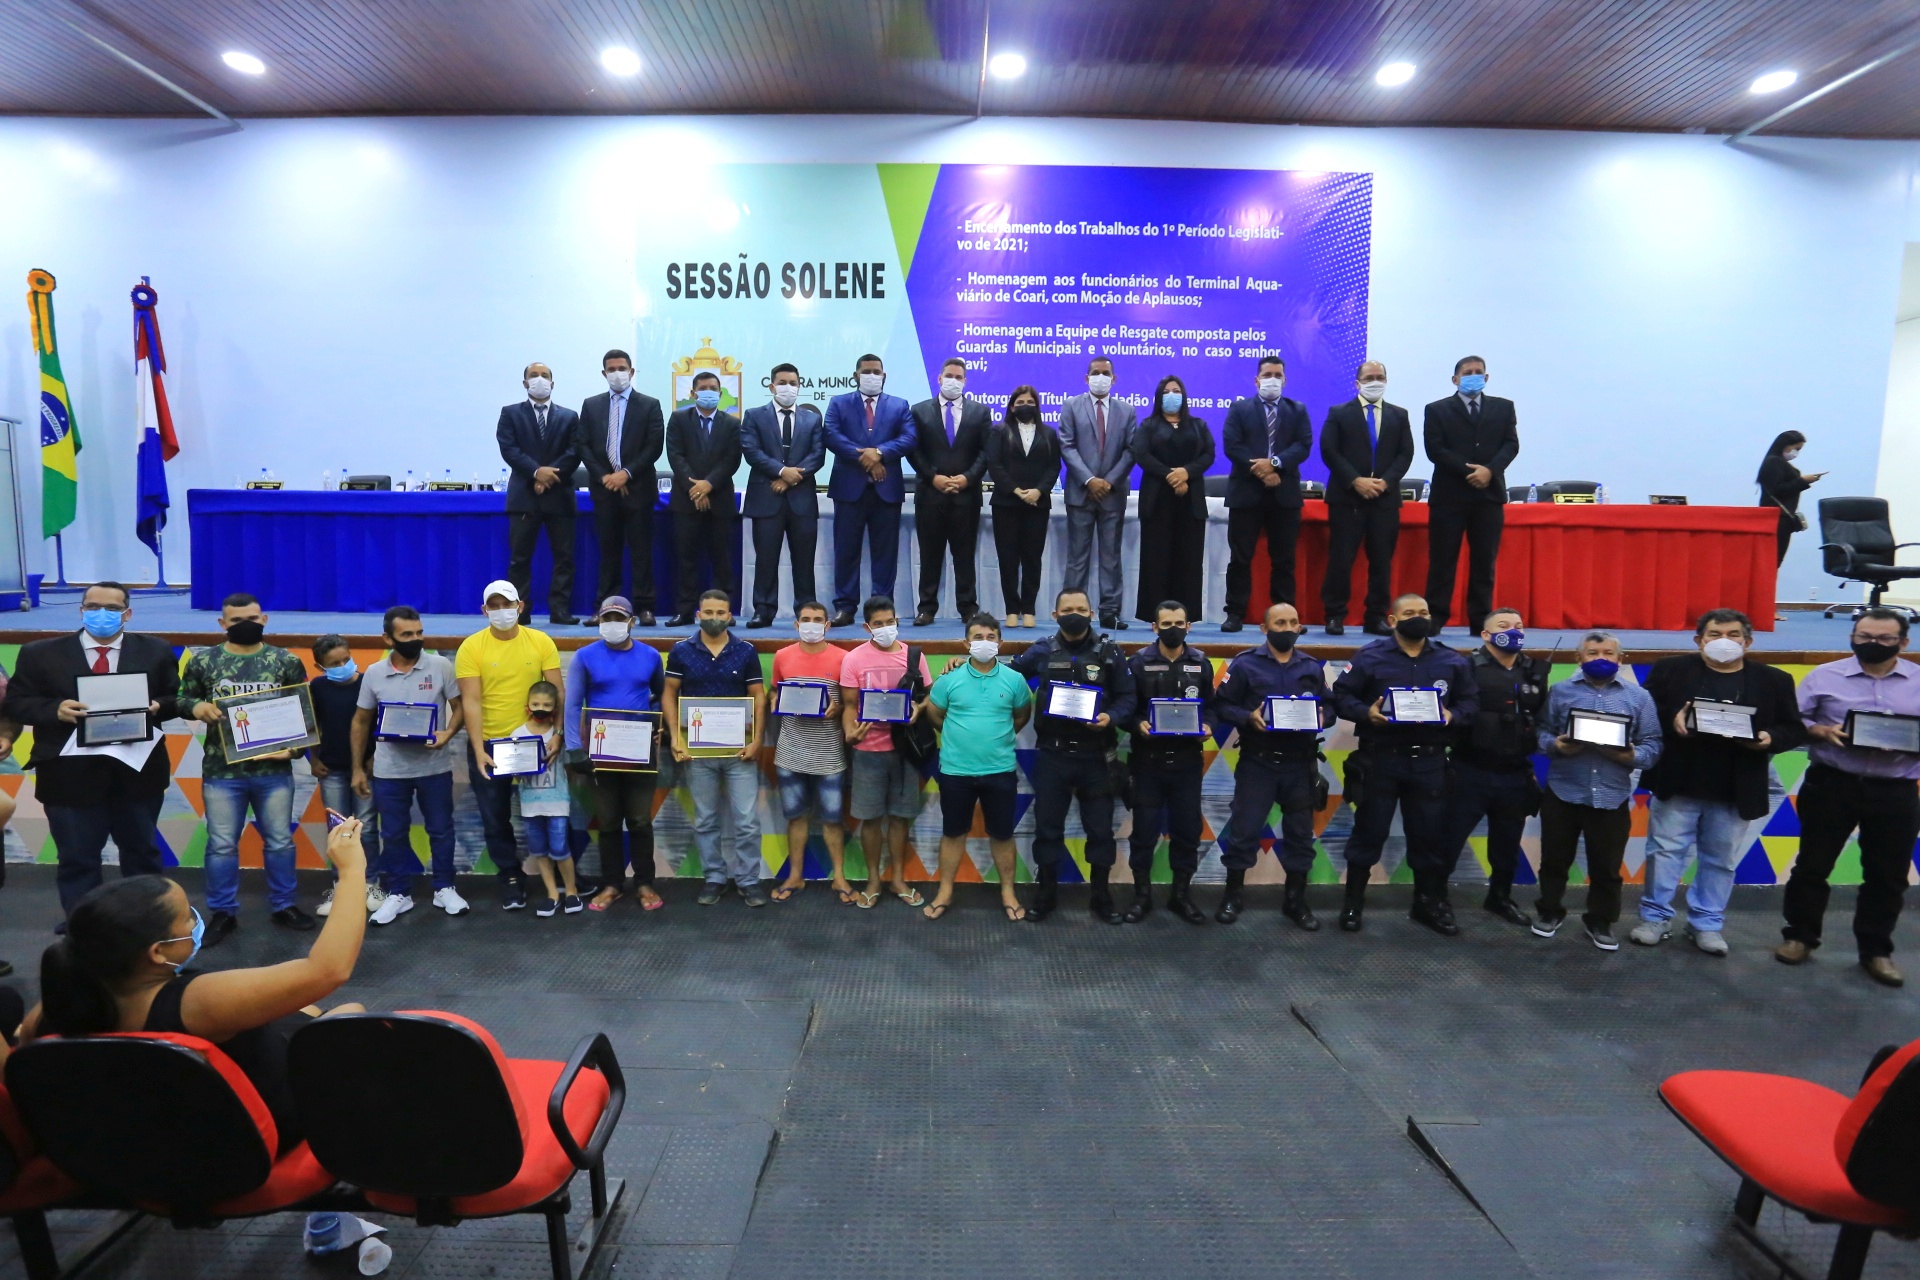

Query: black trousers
[1440,760,1536,890]
[44,794,166,916]
[751,509,819,618]
[992,503,1049,614]
[508,510,576,618]
[1220,754,1318,877]
[592,497,656,612]
[1323,500,1400,625]
[916,498,981,617]
[1536,787,1630,927]
[1032,751,1116,870]
[1425,500,1504,630]
[1129,751,1204,876]
[1343,749,1447,878]
[1225,502,1302,621]
[1135,509,1206,623]
[592,771,658,887]
[1783,764,1919,960]
[674,507,739,615]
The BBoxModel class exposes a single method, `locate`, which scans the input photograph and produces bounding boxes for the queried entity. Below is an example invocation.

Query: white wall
[1876,242,1920,606]
[1,113,1916,598]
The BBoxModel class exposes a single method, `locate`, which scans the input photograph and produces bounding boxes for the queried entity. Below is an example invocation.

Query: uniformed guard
[1329,593,1478,932]
[1012,587,1137,923]
[1124,600,1217,923]
[1439,607,1547,931]
[1213,602,1331,927]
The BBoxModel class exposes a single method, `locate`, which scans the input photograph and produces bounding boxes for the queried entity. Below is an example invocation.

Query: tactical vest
[1036,635,1125,753]
[1458,649,1547,769]
[1131,647,1213,759]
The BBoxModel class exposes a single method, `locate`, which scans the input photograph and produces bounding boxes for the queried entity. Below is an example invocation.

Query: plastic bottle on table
[322,470,332,491]
[1526,482,1537,503]
[404,468,414,492]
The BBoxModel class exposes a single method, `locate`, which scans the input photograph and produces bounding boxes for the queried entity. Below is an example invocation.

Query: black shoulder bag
[891,644,941,777]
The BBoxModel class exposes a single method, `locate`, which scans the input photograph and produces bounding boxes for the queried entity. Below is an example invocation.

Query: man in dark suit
[822,353,914,629]
[740,362,825,627]
[1423,355,1520,632]
[577,348,663,626]
[908,357,992,626]
[3,582,182,917]
[1321,360,1415,635]
[665,370,744,626]
[1221,355,1314,632]
[496,361,582,626]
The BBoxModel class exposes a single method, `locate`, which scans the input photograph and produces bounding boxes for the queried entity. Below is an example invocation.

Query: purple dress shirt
[1798,656,1920,780]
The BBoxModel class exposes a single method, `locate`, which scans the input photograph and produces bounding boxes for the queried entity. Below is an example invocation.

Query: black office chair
[1299,480,1326,500]
[1819,497,1920,620]
[1537,481,1601,498]
[1203,474,1229,499]
[1506,484,1531,503]
[1399,478,1428,503]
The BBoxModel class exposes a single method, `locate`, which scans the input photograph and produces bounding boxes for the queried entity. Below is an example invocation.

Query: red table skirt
[1252,503,1780,632]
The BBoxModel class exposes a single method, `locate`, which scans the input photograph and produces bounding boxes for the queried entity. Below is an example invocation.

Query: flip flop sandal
[771,883,803,902]
[587,893,621,913]
[922,901,950,920]
[893,887,925,908]
[836,888,860,906]
[856,891,880,909]
[640,893,666,912]
[1003,903,1027,922]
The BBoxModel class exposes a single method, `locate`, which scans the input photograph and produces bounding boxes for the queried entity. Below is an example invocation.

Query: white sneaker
[433,887,471,916]
[1691,928,1730,957]
[1629,920,1670,946]
[315,887,335,918]
[370,894,413,926]
[365,884,388,914]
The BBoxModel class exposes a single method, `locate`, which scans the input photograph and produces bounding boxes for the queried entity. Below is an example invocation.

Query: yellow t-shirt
[454,625,562,741]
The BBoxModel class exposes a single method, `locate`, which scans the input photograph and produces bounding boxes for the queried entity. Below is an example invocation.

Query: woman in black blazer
[1133,374,1217,623]
[985,384,1060,629]
[1756,430,1824,567]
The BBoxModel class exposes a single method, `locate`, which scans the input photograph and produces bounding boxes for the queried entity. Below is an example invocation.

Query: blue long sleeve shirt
[565,640,666,751]
[1536,674,1662,809]
[1330,637,1477,747]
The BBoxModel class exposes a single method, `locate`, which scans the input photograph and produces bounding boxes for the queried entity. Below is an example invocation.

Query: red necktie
[91,646,109,674]
[864,397,875,428]
[1095,398,1107,455]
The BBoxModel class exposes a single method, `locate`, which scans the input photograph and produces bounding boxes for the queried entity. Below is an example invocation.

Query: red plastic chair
[1661,1041,1920,1280]
[0,1081,81,1280]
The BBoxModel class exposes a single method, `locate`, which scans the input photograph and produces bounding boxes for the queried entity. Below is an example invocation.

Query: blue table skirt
[187,489,741,616]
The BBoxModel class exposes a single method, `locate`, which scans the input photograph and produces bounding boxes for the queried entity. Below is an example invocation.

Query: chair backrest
[0,1084,33,1193]
[1836,1039,1920,1210]
[1202,474,1229,498]
[1400,478,1428,502]
[1536,480,1601,497]
[288,1011,529,1198]
[1298,480,1326,500]
[1505,485,1531,503]
[6,1034,276,1206]
[1820,497,1897,573]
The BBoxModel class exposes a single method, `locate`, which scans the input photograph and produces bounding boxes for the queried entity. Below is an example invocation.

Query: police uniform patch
[1086,664,1100,681]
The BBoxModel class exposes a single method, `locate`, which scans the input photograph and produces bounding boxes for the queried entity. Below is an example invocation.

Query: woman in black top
[1133,374,1217,622]
[1756,430,1825,567]
[985,384,1061,629]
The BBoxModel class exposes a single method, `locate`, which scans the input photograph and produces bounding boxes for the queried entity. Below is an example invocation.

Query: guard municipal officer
[1124,599,1217,924]
[1012,587,1137,924]
[1213,602,1331,928]
[1329,592,1477,933]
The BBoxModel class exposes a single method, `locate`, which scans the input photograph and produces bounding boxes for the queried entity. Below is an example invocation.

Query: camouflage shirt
[179,643,310,778]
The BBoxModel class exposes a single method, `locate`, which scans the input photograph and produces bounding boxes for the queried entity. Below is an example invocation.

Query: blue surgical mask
[162,907,205,972]
[81,608,124,641]
[1488,628,1525,652]
[1458,373,1487,395]
[694,389,721,412]
[324,659,358,683]
[1160,392,1184,414]
[1580,658,1620,682]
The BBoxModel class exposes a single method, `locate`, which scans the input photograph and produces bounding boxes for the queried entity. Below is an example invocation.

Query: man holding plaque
[664,590,768,907]
[839,596,935,900]
[565,596,667,912]
[1123,601,1217,923]
[1636,609,1805,957]
[767,603,853,904]
[1330,594,1476,932]
[1010,589,1137,924]
[1779,608,1920,986]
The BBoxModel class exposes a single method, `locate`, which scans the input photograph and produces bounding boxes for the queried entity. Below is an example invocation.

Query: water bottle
[234,474,243,489]
[441,468,452,486]
[322,469,332,491]
[498,467,508,492]
[1526,482,1537,503]
[404,468,415,492]
[342,463,349,490]
[471,471,480,488]
[258,467,269,487]
[1596,483,1607,505]
[266,468,277,483]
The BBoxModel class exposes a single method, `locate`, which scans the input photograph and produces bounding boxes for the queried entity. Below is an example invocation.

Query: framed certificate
[1687,699,1757,740]
[1386,686,1444,724]
[1045,683,1103,723]
[1569,708,1632,748]
[486,735,547,776]
[215,683,321,763]
[587,707,660,772]
[1148,698,1204,736]
[75,673,151,746]
[1264,695,1322,732]
[680,696,754,756]
[375,701,438,742]
[775,681,832,718]
[858,689,911,723]
[1846,710,1920,754]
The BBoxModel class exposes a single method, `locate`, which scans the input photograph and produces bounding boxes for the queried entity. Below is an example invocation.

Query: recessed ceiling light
[601,46,642,77]
[1749,69,1797,94]
[988,52,1027,80]
[1375,61,1416,88]
[221,51,266,76]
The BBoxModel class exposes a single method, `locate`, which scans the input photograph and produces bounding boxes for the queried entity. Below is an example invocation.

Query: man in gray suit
[1058,355,1138,629]
[740,362,826,627]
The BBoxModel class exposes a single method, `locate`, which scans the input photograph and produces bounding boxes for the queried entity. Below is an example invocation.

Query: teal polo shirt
[930,659,1031,777]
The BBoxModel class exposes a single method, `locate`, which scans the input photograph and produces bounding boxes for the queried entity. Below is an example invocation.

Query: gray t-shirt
[354,653,458,778]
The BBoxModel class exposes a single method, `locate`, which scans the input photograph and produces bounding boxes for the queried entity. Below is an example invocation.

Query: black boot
[1483,879,1532,926]
[1170,871,1208,924]
[1122,872,1154,924]
[1409,873,1461,936]
[1213,869,1245,924]
[1281,877,1320,932]
[1028,864,1059,922]
[1339,876,1366,932]
[1089,865,1123,925]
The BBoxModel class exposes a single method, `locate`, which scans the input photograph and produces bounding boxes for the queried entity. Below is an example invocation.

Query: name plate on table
[1045,683,1103,723]
[1569,708,1631,749]
[681,697,753,756]
[1148,699,1204,737]
[858,690,910,723]
[375,702,438,742]
[775,681,832,718]
[1846,710,1920,754]
[216,684,321,763]
[486,736,547,776]
[1687,699,1756,740]
[587,708,658,772]
[1264,695,1322,732]
[74,673,151,746]
[1385,687,1444,724]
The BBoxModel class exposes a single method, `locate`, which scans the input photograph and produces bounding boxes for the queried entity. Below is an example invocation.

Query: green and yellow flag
[28,269,80,539]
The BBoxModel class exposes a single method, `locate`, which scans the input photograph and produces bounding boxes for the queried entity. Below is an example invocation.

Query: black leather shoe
[636,610,656,627]
[1213,870,1245,925]
[1168,887,1207,924]
[668,613,695,627]
[1324,620,1346,635]
[1122,881,1154,924]
[1410,894,1461,936]
[913,611,936,627]
[746,614,773,629]
[1282,882,1320,932]
[203,910,238,948]
[1027,870,1059,922]
[1090,885,1123,925]
[830,611,856,629]
[272,905,318,932]
[550,613,580,627]
[1221,617,1243,633]
[1483,892,1533,927]
[1101,614,1128,631]
[1363,619,1393,636]
[1339,881,1366,932]
[517,608,533,627]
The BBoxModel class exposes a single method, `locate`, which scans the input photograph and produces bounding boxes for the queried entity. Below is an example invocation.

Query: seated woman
[23,817,371,1153]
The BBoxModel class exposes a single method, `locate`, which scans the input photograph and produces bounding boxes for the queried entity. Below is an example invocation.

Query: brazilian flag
[28,269,79,539]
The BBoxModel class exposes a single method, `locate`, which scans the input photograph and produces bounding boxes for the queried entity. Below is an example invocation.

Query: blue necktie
[1365,403,1378,463]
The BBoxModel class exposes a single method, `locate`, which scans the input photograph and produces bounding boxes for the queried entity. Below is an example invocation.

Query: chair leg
[590,1160,608,1220]
[11,1212,58,1280]
[1828,1224,1874,1280]
[544,1206,572,1280]
[1733,1178,1763,1226]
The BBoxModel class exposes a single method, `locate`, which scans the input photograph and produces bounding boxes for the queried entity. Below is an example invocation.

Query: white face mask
[598,620,631,644]
[1086,374,1113,396]
[1257,376,1284,401]
[1358,381,1387,403]
[487,607,520,631]
[796,621,827,644]
[1783,448,1801,462]
[605,370,631,393]
[1702,636,1746,664]
[940,377,965,401]
[772,384,799,409]
[868,623,899,648]
[526,376,552,401]
[969,639,1000,663]
[858,372,885,396]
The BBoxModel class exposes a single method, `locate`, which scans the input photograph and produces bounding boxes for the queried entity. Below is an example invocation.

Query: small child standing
[515,681,580,917]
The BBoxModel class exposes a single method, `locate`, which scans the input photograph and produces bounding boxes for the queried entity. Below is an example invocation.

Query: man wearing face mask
[577,349,664,626]
[907,357,992,627]
[741,363,825,628]
[665,371,744,627]
[1011,589,1138,923]
[1320,361,1414,636]
[839,597,935,898]
[496,361,583,627]
[1213,602,1329,928]
[1330,594,1477,932]
[1635,609,1804,956]
[1423,356,1519,633]
[823,355,914,629]
[1058,356,1140,630]
[564,597,667,913]
[663,590,768,907]
[1124,601,1217,923]
[1221,356,1313,632]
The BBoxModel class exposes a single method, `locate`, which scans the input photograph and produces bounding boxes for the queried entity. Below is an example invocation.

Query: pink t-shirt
[839,641,934,753]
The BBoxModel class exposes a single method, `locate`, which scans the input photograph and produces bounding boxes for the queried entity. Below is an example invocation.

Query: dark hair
[1354,360,1385,380]
[1054,587,1091,611]
[383,605,421,636]
[1757,431,1807,484]
[967,612,1001,636]
[1152,374,1190,422]
[1858,606,1911,638]
[312,633,350,663]
[527,680,560,703]
[1087,356,1113,374]
[221,592,259,611]
[85,580,131,607]
[1154,600,1188,622]
[862,595,896,622]
[1003,385,1041,427]
[1695,607,1753,639]
[770,362,799,380]
[1453,355,1486,375]
[690,371,721,391]
[602,349,631,368]
[941,357,966,373]
[1256,354,1286,372]
[1482,606,1523,629]
[698,588,732,609]
[39,877,179,1036]
[795,600,829,620]
[855,353,883,369]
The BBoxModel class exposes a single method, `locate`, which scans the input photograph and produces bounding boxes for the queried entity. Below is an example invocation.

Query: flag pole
[53,533,65,587]
[154,528,166,588]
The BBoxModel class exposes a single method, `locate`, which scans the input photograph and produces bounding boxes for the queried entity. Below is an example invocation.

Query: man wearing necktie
[1221,355,1314,632]
[741,362,826,626]
[578,349,664,627]
[1058,357,1140,629]
[1320,361,1415,635]
[1423,356,1520,633]
[907,357,993,626]
[822,353,914,629]
[496,361,583,626]
[665,371,745,626]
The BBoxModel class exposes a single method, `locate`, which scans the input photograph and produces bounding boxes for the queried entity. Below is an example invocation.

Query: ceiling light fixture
[601,46,642,77]
[1375,61,1415,87]
[221,51,266,76]
[987,52,1027,80]
[1748,69,1797,94]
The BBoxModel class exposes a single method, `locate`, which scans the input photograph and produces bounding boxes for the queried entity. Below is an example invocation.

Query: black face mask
[1157,625,1187,649]
[224,619,265,646]
[1012,404,1038,423]
[391,638,425,661]
[1266,629,1299,652]
[1853,639,1903,666]
[1058,613,1092,640]
[1395,617,1431,641]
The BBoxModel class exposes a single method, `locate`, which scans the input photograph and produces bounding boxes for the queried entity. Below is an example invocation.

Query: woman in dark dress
[985,384,1061,629]
[1133,374,1216,622]
[1756,430,1825,566]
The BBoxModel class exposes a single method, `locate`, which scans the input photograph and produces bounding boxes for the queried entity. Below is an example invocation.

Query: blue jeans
[523,814,572,859]
[687,757,762,885]
[372,772,456,897]
[1642,794,1752,932]
[468,758,527,886]
[318,772,377,885]
[203,774,298,914]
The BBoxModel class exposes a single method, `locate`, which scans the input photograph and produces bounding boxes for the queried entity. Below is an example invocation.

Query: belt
[1369,743,1447,758]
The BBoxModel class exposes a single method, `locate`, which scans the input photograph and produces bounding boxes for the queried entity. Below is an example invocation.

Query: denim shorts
[777,767,845,824]
[848,749,923,820]
[522,814,573,860]
[938,771,1018,841]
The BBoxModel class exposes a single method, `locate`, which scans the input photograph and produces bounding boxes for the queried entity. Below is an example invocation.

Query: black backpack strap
[900,645,926,698]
